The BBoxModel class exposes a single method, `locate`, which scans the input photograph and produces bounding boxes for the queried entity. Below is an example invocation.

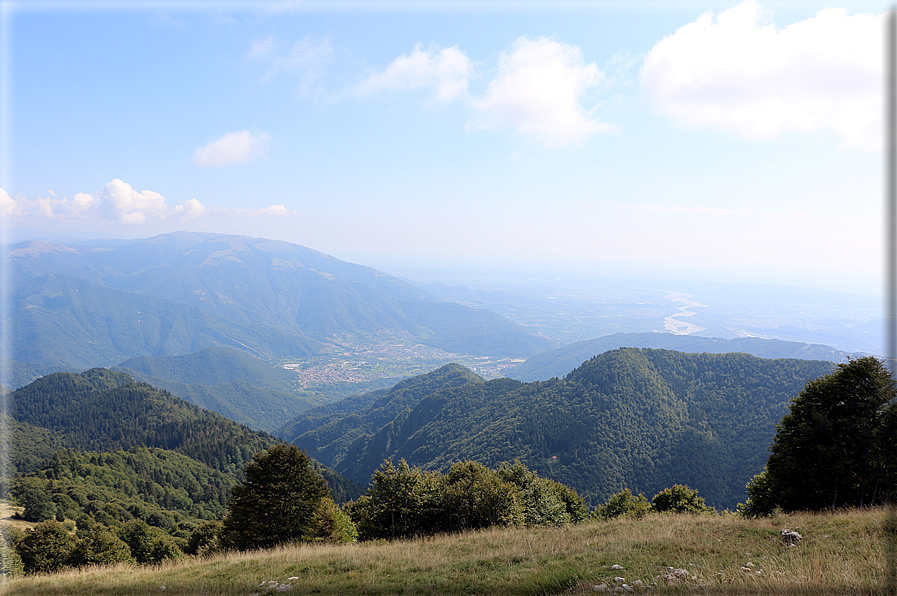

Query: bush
[186,520,223,556]
[652,485,713,514]
[592,489,652,520]
[736,468,779,517]
[68,525,133,567]
[117,519,183,564]
[442,461,524,532]
[15,521,77,574]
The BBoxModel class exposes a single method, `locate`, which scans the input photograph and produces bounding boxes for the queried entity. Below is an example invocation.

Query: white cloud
[640,1,881,150]
[470,37,612,146]
[250,204,293,216]
[100,179,171,224]
[0,188,18,216]
[194,130,271,168]
[173,197,207,218]
[358,44,471,102]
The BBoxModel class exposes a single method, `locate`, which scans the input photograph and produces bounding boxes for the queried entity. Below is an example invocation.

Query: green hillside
[506,332,853,382]
[290,349,836,509]
[114,347,321,432]
[277,363,484,467]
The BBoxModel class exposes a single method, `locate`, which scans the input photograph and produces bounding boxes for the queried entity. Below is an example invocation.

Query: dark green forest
[287,349,836,509]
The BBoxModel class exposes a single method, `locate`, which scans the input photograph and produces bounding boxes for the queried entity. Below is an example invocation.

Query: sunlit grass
[4,508,892,595]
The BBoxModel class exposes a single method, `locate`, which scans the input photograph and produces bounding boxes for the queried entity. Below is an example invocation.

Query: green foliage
[442,460,524,532]
[497,461,587,526]
[306,498,358,544]
[220,444,330,551]
[760,356,897,513]
[9,370,278,477]
[117,520,184,564]
[592,489,652,521]
[11,447,236,536]
[68,525,133,568]
[0,527,24,578]
[651,484,713,514]
[15,521,77,574]
[11,477,57,522]
[347,459,443,540]
[736,468,779,518]
[186,520,223,556]
[347,459,585,541]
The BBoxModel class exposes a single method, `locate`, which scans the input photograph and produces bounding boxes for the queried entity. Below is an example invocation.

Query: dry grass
[0,500,32,533]
[3,508,893,595]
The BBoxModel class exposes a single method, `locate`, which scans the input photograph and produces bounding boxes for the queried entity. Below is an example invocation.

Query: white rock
[611,564,624,570]
[614,576,625,582]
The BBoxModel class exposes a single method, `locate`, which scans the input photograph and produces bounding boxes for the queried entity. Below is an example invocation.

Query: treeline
[5,448,588,576]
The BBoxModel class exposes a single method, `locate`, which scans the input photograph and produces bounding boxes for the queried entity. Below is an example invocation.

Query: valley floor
[4,508,892,595]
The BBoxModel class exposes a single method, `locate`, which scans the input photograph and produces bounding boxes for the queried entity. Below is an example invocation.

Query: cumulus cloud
[0,188,18,216]
[194,130,272,168]
[100,179,170,224]
[1,180,207,225]
[470,37,612,146]
[640,1,881,150]
[358,44,471,102]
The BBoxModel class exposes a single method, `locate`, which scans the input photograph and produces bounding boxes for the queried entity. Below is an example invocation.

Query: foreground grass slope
[6,508,891,595]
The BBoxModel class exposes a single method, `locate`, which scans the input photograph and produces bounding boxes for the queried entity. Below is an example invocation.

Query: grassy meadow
[3,507,893,595]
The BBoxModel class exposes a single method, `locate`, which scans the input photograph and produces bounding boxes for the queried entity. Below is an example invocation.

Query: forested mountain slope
[6,369,363,502]
[114,347,320,432]
[9,273,320,370]
[292,350,836,509]
[277,363,483,468]
[506,332,853,382]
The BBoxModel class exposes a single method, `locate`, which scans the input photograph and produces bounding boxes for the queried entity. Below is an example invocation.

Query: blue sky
[0,0,888,295]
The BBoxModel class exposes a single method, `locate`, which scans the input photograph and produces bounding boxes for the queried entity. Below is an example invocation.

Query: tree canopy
[742,357,897,514]
[220,444,350,550]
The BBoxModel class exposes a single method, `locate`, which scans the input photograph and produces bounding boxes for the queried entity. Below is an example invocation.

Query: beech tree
[744,357,896,514]
[220,444,338,550]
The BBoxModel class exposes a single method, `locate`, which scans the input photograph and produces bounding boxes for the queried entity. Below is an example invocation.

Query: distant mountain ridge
[5,232,550,370]
[285,349,836,509]
[505,332,856,382]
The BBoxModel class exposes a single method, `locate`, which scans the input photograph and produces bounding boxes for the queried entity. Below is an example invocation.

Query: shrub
[652,485,713,514]
[68,525,133,567]
[15,520,77,574]
[593,489,652,520]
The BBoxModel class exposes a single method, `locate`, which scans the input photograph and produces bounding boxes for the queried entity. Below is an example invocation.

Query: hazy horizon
[1,0,888,297]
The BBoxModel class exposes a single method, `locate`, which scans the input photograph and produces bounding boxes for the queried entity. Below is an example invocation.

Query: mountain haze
[6,233,550,372]
[506,332,855,382]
